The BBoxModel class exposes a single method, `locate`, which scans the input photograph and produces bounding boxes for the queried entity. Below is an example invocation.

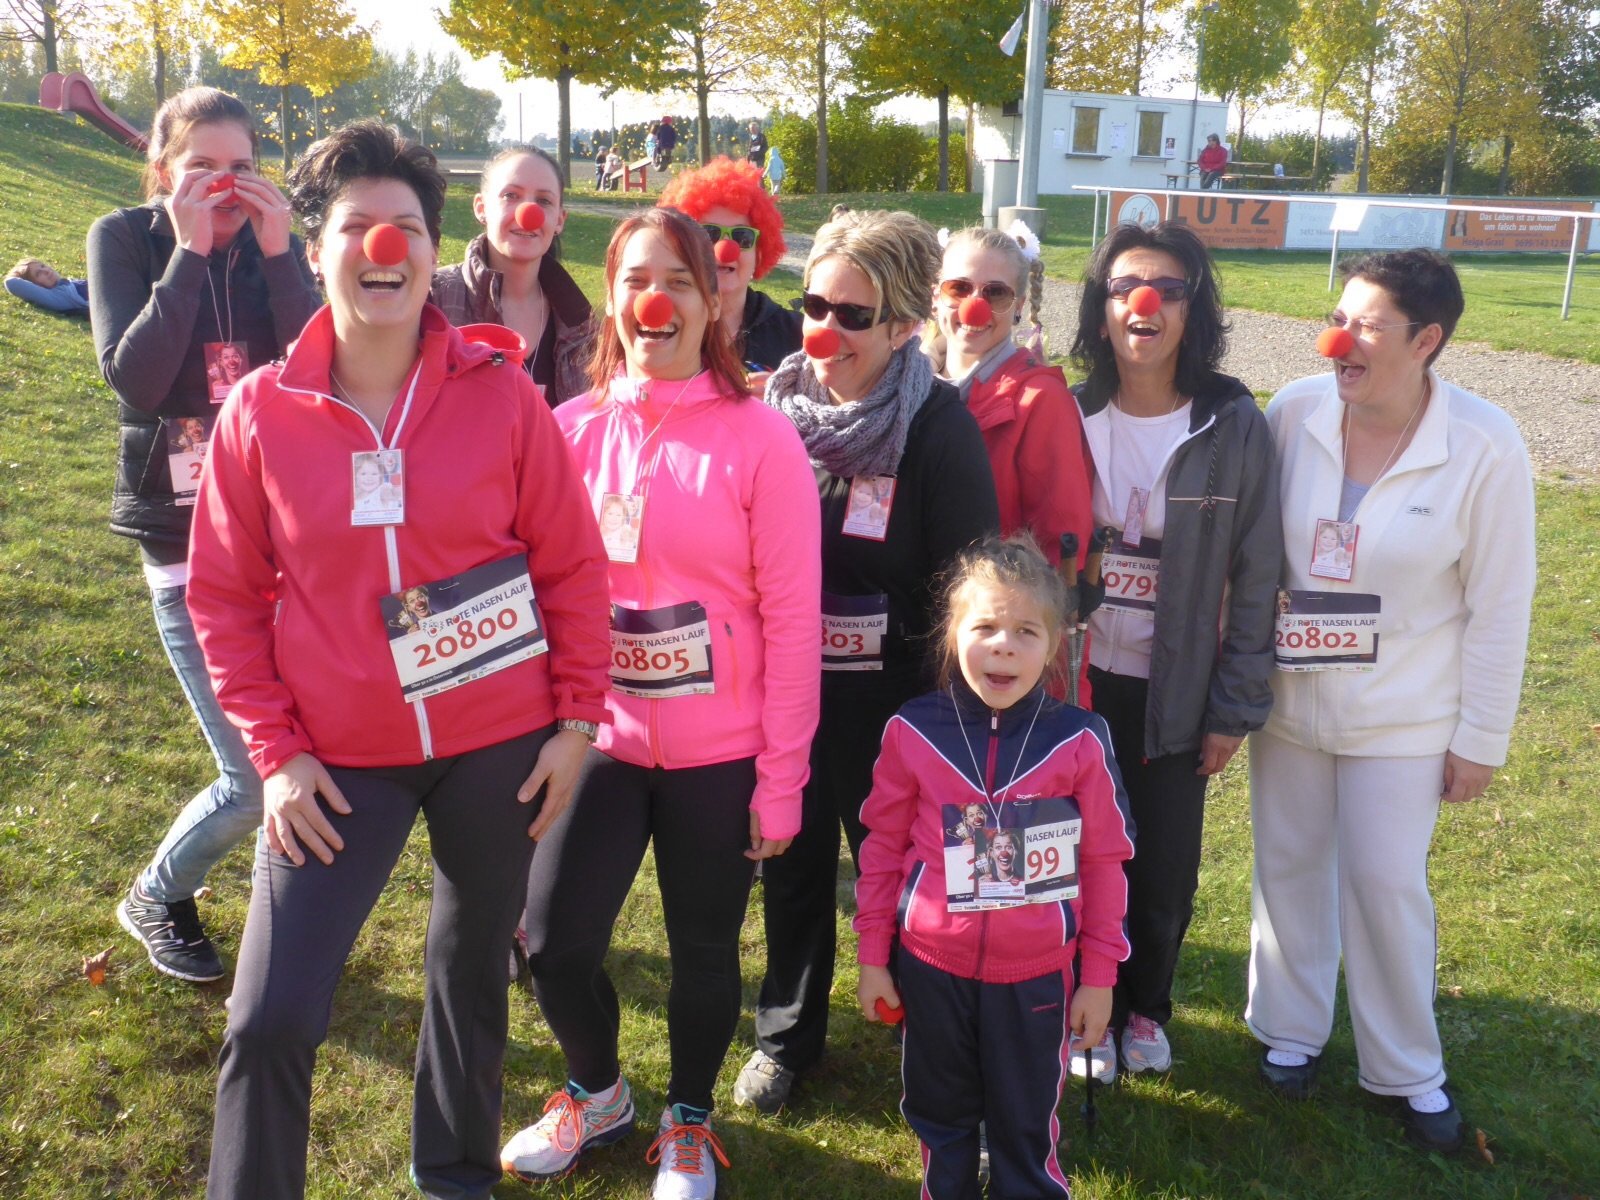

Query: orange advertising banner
[1442,199,1587,252]
[1110,191,1287,249]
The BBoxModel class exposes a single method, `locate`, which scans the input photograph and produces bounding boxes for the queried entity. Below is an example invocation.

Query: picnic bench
[606,156,653,193]
[1165,160,1313,191]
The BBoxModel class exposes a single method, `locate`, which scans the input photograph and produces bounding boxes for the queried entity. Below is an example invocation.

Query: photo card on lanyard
[352,449,405,527]
[598,491,644,564]
[842,474,895,541]
[204,341,250,404]
[1122,486,1150,549]
[1308,516,1358,582]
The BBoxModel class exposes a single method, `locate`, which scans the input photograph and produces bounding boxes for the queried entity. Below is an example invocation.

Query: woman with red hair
[659,157,800,378]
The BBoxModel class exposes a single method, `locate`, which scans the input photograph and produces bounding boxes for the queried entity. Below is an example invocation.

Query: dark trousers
[523,751,757,1112]
[754,685,905,1071]
[206,728,551,1200]
[898,950,1074,1200]
[1090,667,1208,1027]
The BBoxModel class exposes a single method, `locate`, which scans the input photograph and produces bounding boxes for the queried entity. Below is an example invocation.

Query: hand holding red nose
[633,290,675,328]
[958,295,993,328]
[514,201,546,232]
[1127,285,1163,318]
[204,173,237,198]
[1317,326,1355,359]
[804,326,841,359]
[874,997,905,1025]
[363,224,409,267]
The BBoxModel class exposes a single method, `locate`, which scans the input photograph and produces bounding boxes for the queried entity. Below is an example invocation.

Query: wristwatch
[557,718,599,743]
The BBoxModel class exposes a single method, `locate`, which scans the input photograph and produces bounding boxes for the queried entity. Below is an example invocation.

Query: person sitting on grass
[6,257,89,314]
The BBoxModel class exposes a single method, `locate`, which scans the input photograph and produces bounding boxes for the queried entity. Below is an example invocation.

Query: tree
[206,0,371,167]
[1,0,88,74]
[1329,13,1396,190]
[1400,0,1541,193]
[1292,0,1385,180]
[82,0,198,107]
[1194,0,1297,146]
[658,0,769,164]
[720,0,861,193]
[443,0,693,187]
[854,0,1023,191]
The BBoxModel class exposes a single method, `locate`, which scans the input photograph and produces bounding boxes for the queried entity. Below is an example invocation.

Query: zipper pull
[990,710,1000,734]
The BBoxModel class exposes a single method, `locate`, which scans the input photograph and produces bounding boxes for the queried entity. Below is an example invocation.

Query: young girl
[855,534,1135,1200]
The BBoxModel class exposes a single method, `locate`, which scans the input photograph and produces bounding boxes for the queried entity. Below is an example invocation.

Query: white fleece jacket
[1263,370,1535,765]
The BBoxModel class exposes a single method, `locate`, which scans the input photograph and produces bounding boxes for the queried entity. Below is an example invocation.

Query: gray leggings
[206,727,551,1200]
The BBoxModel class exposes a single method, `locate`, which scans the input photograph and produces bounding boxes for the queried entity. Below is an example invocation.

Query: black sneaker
[117,883,225,982]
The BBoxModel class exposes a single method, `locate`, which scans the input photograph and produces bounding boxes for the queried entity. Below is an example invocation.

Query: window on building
[1071,107,1101,154]
[1136,111,1165,157]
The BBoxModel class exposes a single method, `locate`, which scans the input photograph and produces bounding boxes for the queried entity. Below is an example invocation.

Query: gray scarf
[764,340,933,479]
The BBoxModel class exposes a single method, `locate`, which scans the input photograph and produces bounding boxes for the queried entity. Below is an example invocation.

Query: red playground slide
[38,72,148,153]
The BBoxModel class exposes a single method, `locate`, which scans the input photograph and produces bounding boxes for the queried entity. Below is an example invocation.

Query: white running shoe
[1068,1027,1118,1084]
[1120,1013,1173,1073]
[646,1105,729,1200]
[500,1079,635,1181]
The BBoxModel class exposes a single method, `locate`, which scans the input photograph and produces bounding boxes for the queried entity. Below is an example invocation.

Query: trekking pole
[1080,1043,1098,1138]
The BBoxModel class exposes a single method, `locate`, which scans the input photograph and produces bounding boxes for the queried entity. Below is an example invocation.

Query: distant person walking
[656,116,678,169]
[1197,134,1228,190]
[764,144,786,196]
[747,121,768,168]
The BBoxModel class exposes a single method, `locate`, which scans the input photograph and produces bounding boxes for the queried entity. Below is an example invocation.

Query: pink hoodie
[557,372,822,838]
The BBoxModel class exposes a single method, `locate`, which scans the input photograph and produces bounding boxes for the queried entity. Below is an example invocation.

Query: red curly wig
[657,156,786,280]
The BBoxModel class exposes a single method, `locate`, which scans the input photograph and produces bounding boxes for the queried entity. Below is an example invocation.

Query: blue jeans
[138,583,264,904]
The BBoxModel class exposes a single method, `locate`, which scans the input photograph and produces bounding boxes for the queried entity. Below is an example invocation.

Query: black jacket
[818,378,1000,698]
[87,202,319,559]
[740,287,802,374]
[1076,372,1282,756]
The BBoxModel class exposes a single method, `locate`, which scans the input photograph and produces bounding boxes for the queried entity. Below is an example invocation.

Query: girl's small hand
[1197,732,1244,776]
[745,810,793,861]
[1069,984,1113,1049]
[858,964,901,1021]
[164,169,229,257]
[264,752,351,866]
[231,174,294,258]
[519,728,591,841]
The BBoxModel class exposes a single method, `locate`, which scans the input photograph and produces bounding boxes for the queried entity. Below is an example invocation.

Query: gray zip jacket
[1077,372,1283,758]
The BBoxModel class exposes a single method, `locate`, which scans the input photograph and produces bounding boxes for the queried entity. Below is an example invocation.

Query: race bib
[821,591,889,671]
[165,414,214,507]
[610,601,715,698]
[1274,589,1381,672]
[942,797,1083,913]
[381,555,546,701]
[1100,537,1160,613]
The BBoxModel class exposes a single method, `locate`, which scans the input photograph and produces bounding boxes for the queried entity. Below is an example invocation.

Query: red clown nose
[632,290,675,328]
[204,173,237,198]
[874,997,905,1025]
[803,326,841,359]
[1127,285,1163,318]
[363,224,409,267]
[958,295,993,328]
[1317,326,1355,359]
[514,201,546,232]
[714,237,743,265]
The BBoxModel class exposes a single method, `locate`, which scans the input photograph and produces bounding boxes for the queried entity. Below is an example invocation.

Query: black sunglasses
[1106,275,1190,302]
[701,223,760,250]
[801,291,886,332]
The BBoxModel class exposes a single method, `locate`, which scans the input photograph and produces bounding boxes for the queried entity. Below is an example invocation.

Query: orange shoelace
[539,1091,584,1155]
[645,1120,731,1176]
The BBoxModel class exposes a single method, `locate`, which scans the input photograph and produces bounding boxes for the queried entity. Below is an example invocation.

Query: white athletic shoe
[1120,1013,1173,1073]
[646,1105,729,1200]
[1068,1028,1118,1085]
[500,1079,635,1181]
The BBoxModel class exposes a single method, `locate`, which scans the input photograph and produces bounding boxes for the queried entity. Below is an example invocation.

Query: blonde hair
[935,533,1068,690]
[8,257,47,281]
[804,209,941,326]
[923,226,1046,372]
[142,87,257,199]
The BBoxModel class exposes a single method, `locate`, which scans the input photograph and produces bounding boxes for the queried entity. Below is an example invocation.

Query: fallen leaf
[82,946,114,986]
[1475,1128,1494,1165]
[193,886,213,901]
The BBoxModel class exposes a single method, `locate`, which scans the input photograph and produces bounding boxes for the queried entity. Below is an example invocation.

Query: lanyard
[952,687,1046,825]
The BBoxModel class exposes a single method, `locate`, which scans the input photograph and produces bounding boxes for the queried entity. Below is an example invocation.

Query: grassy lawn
[1,103,1596,1198]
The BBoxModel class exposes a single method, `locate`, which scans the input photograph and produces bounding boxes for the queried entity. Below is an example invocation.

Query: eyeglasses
[937,278,1018,311]
[801,291,886,332]
[1107,276,1190,302]
[701,223,760,250]
[1326,313,1422,338]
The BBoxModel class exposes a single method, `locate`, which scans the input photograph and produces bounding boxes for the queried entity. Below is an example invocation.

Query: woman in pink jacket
[501,206,821,1200]
[186,121,613,1200]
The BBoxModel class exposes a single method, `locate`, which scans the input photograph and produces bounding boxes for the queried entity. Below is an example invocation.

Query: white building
[973,89,1233,195]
